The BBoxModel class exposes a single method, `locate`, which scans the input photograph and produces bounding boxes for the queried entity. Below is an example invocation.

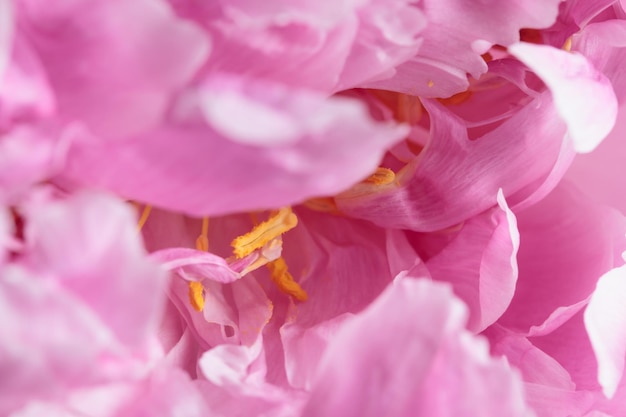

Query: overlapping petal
[301,278,533,417]
[336,93,566,231]
[61,75,407,216]
[510,42,618,153]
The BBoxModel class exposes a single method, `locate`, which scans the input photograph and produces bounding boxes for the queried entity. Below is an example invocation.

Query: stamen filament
[231,208,297,258]
[266,257,308,302]
[195,217,210,252]
[137,204,152,231]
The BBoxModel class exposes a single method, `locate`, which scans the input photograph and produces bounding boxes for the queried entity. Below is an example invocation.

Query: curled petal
[509,42,618,153]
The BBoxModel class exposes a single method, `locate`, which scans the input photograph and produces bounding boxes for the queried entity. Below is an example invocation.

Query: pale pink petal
[425,190,519,332]
[152,248,240,284]
[523,383,596,417]
[62,76,407,216]
[485,325,575,390]
[584,265,626,398]
[498,183,626,333]
[0,31,55,127]
[18,0,209,138]
[183,0,424,92]
[114,366,211,417]
[0,0,12,78]
[367,0,562,97]
[0,266,126,415]
[566,104,626,215]
[529,310,601,392]
[509,42,618,153]
[573,20,626,102]
[0,126,61,204]
[336,93,566,231]
[301,278,533,417]
[24,191,167,348]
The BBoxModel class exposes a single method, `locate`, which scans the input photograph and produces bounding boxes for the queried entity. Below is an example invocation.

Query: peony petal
[498,183,626,334]
[367,0,562,97]
[336,92,566,231]
[584,265,626,398]
[566,103,626,215]
[62,76,407,216]
[24,191,167,348]
[18,0,209,138]
[301,278,534,417]
[424,190,519,332]
[509,42,618,153]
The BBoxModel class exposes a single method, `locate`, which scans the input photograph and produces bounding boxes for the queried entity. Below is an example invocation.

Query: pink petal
[18,0,209,138]
[573,20,626,102]
[509,42,618,153]
[584,265,626,398]
[24,191,167,348]
[425,190,519,332]
[62,75,407,216]
[336,93,566,231]
[0,266,125,415]
[566,104,626,215]
[301,278,533,417]
[498,183,626,334]
[152,248,240,284]
[367,0,562,97]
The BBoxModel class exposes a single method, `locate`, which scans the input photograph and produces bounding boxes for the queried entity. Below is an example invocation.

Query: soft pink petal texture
[62,76,407,216]
[573,19,626,102]
[0,34,55,127]
[17,0,209,138]
[0,126,61,204]
[175,0,424,92]
[523,383,595,417]
[0,265,133,415]
[113,366,211,417]
[424,190,519,332]
[336,93,566,231]
[498,183,626,334]
[24,191,167,348]
[0,0,12,78]
[510,42,618,153]
[279,208,402,389]
[584,265,626,398]
[529,311,602,392]
[566,104,626,215]
[301,278,533,417]
[152,248,240,284]
[485,325,575,390]
[366,0,562,97]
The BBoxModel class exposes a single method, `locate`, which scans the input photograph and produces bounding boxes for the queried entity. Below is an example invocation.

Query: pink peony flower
[2,0,626,416]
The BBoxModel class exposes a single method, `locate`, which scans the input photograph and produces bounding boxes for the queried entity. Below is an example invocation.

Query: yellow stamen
[427,80,434,88]
[303,197,341,214]
[563,37,572,52]
[137,204,152,231]
[188,281,205,312]
[363,167,396,186]
[195,217,210,252]
[266,257,308,302]
[231,207,298,259]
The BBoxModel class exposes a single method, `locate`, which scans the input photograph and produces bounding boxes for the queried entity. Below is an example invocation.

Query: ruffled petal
[498,183,626,334]
[62,75,407,216]
[17,0,209,138]
[301,278,533,417]
[336,93,566,231]
[424,190,519,332]
[366,0,562,97]
[509,42,618,153]
[584,265,626,398]
[24,191,167,348]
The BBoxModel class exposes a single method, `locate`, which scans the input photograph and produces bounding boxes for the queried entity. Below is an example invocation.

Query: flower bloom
[2,0,626,416]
